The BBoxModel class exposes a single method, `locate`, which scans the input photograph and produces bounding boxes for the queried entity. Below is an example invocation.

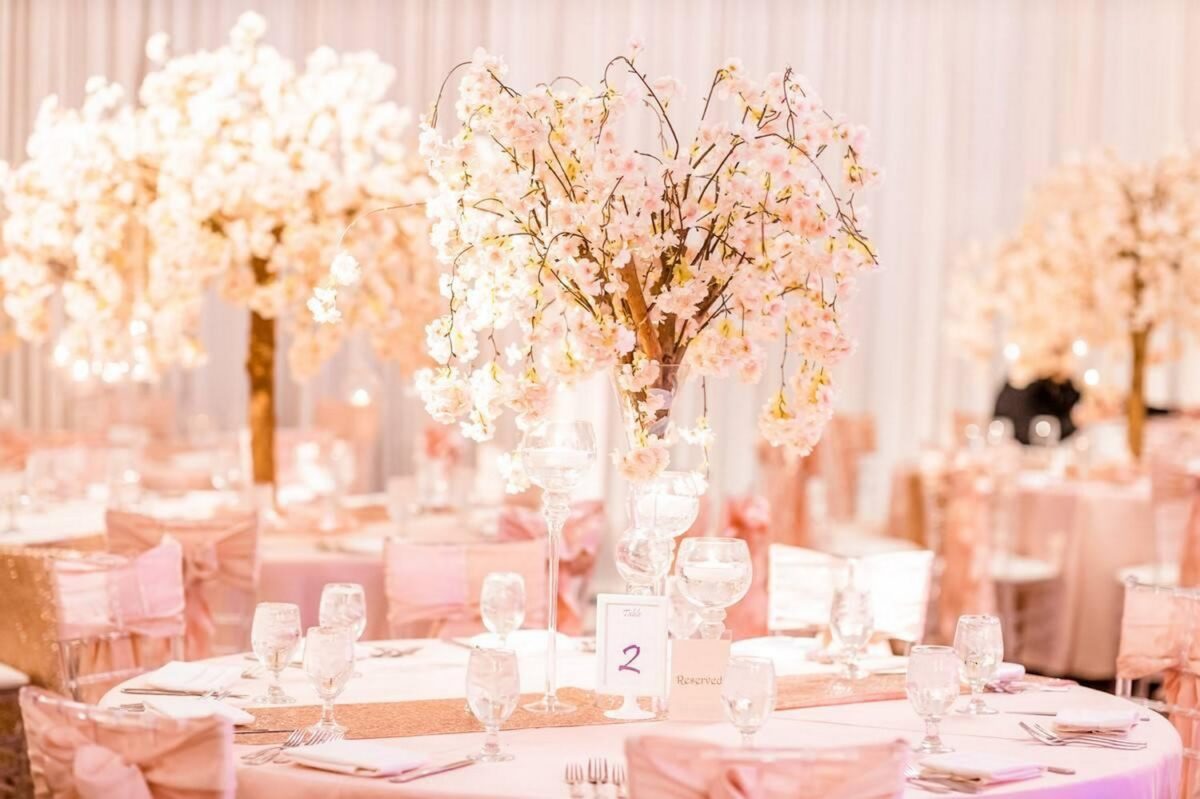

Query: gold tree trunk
[247,256,276,486]
[1127,328,1148,460]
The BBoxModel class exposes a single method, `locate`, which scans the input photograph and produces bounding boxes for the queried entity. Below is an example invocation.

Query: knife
[388,758,475,783]
[121,688,248,698]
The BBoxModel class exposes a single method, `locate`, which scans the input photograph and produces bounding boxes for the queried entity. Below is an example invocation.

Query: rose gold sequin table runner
[239,673,913,743]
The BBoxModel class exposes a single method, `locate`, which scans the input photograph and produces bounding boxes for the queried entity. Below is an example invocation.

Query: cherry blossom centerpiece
[410,46,880,480]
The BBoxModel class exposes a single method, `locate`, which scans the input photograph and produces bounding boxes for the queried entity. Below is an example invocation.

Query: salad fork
[564,763,585,798]
[588,758,609,789]
[1030,722,1146,749]
[1020,721,1145,750]
[612,763,629,798]
[242,728,309,764]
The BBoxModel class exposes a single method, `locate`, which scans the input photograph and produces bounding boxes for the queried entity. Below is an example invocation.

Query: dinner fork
[564,763,585,798]
[242,727,343,766]
[1030,722,1147,749]
[1020,721,1146,750]
[612,763,629,799]
[588,758,609,790]
[271,728,344,764]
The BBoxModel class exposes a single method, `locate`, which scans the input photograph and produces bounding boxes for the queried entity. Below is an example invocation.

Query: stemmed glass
[480,572,526,647]
[721,656,776,747]
[519,421,596,715]
[954,614,1003,715]
[674,538,752,639]
[303,625,355,735]
[666,576,701,640]
[319,583,367,676]
[614,528,674,595]
[829,565,874,680]
[906,645,959,754]
[630,470,703,595]
[466,647,520,762]
[250,603,302,705]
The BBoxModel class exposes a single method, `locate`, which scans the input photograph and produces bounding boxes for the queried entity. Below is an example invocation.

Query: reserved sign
[667,638,731,721]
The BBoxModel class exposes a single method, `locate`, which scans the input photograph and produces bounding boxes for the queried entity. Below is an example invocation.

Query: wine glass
[480,572,526,646]
[674,538,752,639]
[631,470,702,537]
[829,569,874,680]
[518,420,596,715]
[614,528,674,595]
[465,647,520,762]
[906,645,959,754]
[667,576,701,640]
[721,656,777,747]
[319,582,366,675]
[250,603,302,704]
[303,625,355,734]
[954,614,1003,715]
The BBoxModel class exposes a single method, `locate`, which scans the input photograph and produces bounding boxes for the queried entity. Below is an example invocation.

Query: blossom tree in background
[950,150,1200,457]
[336,47,881,481]
[1,12,435,487]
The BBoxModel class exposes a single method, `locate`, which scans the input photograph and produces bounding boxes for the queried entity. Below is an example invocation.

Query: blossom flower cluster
[950,149,1200,387]
[1,12,437,383]
[399,47,880,479]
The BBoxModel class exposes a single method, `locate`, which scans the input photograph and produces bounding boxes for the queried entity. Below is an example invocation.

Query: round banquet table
[102,637,1182,798]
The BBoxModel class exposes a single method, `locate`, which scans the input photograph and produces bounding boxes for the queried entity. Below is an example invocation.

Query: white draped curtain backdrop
[3,0,1200,499]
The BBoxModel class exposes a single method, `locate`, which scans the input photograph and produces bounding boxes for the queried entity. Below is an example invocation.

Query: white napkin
[141,695,254,726]
[1054,707,1139,733]
[920,752,1042,785]
[288,740,429,776]
[144,662,243,694]
[992,662,1026,683]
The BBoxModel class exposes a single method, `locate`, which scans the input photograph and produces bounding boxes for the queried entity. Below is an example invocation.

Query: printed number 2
[619,644,641,674]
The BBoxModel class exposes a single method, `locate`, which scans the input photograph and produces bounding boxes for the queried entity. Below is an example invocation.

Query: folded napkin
[288,740,429,777]
[142,695,254,726]
[1054,707,1139,734]
[144,662,243,694]
[920,752,1041,785]
[992,662,1026,683]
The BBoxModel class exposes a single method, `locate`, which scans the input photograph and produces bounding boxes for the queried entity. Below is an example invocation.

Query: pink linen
[384,538,548,638]
[1152,459,1200,588]
[720,495,770,640]
[105,510,259,659]
[21,687,234,798]
[625,735,907,798]
[494,501,604,635]
[933,467,995,644]
[758,443,812,548]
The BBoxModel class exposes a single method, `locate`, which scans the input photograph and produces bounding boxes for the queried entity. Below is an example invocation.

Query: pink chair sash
[625,736,907,799]
[20,687,235,798]
[105,510,258,659]
[934,467,995,643]
[758,443,813,548]
[810,415,876,522]
[384,537,548,638]
[494,501,605,636]
[1116,584,1200,795]
[1151,460,1200,589]
[720,495,770,640]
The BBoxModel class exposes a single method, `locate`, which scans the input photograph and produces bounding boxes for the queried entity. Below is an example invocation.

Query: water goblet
[675,537,752,639]
[519,420,596,715]
[906,645,959,754]
[319,582,367,676]
[303,625,355,734]
[614,527,674,596]
[250,602,302,704]
[667,576,701,640]
[954,614,1003,715]
[481,572,526,647]
[721,656,776,747]
[829,577,874,680]
[466,647,520,762]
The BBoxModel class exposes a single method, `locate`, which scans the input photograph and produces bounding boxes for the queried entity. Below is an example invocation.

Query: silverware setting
[388,757,475,783]
[1005,710,1151,722]
[120,687,247,699]
[1020,721,1147,750]
[565,762,585,798]
[903,765,962,794]
[369,646,422,658]
[565,758,624,797]
[241,727,344,765]
[587,757,609,791]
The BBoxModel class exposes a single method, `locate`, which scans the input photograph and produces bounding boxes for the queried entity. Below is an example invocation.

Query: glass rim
[957,614,1000,624]
[255,602,299,612]
[910,644,955,654]
[680,536,747,547]
[322,582,364,591]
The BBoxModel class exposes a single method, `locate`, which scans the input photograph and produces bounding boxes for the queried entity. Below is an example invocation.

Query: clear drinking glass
[1029,415,1062,448]
[614,527,674,595]
[519,420,596,715]
[954,614,1003,715]
[480,572,526,646]
[303,625,355,734]
[906,645,959,754]
[466,647,520,762]
[319,582,367,676]
[666,576,701,639]
[721,656,777,747]
[829,578,874,680]
[675,538,752,639]
[250,602,302,704]
[631,471,703,537]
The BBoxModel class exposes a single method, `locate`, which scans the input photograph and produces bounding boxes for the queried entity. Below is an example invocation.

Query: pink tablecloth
[101,640,1181,798]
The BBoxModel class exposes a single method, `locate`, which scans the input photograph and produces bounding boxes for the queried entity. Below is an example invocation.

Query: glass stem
[321,699,335,726]
[269,669,283,700]
[483,726,500,757]
[741,731,755,748]
[924,717,941,747]
[543,491,569,704]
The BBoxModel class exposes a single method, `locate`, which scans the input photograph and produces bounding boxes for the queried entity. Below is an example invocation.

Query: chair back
[931,465,995,643]
[384,538,548,638]
[757,443,813,548]
[720,495,771,640]
[811,414,877,523]
[767,544,932,643]
[0,542,185,703]
[1115,579,1200,796]
[625,735,907,799]
[20,687,234,799]
[1149,457,1200,587]
[495,501,605,636]
[105,510,258,659]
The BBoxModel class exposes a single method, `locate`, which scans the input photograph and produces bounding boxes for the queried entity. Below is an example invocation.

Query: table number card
[595,594,669,698]
[667,638,731,721]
